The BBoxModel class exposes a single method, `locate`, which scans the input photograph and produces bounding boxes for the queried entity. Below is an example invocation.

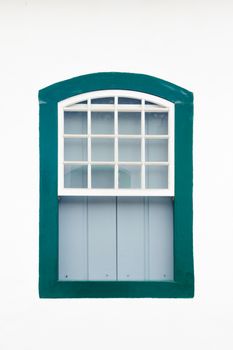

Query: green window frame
[39,72,194,298]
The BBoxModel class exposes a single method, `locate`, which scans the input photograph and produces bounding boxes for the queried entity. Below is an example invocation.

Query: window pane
[91,138,114,161]
[91,112,114,134]
[92,165,114,188]
[64,165,87,188]
[145,100,162,106]
[75,100,87,104]
[145,112,168,135]
[145,139,168,162]
[118,97,141,104]
[64,138,87,161]
[64,112,87,134]
[118,112,141,135]
[145,165,168,188]
[119,166,141,188]
[91,97,114,104]
[119,139,141,162]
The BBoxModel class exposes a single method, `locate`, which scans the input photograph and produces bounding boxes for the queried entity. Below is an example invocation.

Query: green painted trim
[39,72,194,298]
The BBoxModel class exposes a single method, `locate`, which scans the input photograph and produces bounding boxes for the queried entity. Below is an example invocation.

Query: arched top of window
[59,90,172,109]
[39,72,193,105]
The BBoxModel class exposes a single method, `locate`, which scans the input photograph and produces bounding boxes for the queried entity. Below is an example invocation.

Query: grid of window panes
[63,97,169,189]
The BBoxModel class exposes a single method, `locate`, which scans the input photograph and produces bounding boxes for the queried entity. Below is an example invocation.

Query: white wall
[0,0,233,349]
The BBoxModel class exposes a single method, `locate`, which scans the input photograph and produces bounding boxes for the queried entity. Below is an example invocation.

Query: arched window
[58,90,174,196]
[39,73,194,298]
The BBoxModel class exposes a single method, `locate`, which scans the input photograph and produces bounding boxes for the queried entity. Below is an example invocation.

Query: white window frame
[58,90,174,196]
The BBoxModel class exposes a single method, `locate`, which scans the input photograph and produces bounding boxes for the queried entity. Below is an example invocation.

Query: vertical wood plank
[148,197,174,280]
[117,197,145,280]
[59,197,88,280]
[88,197,116,280]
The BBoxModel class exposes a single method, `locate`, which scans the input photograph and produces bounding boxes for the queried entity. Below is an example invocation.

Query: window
[58,91,174,282]
[39,72,194,298]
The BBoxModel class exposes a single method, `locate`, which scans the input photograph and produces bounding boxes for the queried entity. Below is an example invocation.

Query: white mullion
[118,135,142,139]
[168,105,174,194]
[63,134,158,139]
[141,99,145,189]
[64,105,169,112]
[114,97,118,189]
[63,161,168,165]
[60,189,173,197]
[59,105,64,193]
[167,109,170,191]
[64,134,88,138]
[87,98,91,189]
[144,135,168,140]
[91,134,115,139]
[64,134,169,139]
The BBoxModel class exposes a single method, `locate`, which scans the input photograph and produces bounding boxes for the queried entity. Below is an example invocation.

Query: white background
[0,0,233,349]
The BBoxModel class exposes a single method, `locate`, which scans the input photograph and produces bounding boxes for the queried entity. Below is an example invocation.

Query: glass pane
[91,138,114,161]
[145,139,168,162]
[92,165,114,188]
[119,166,141,188]
[118,112,141,135]
[145,100,162,106]
[64,112,87,134]
[119,139,141,162]
[91,112,114,134]
[145,112,168,135]
[75,100,87,104]
[118,97,141,104]
[91,97,114,104]
[64,165,87,188]
[145,165,168,188]
[64,138,87,161]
